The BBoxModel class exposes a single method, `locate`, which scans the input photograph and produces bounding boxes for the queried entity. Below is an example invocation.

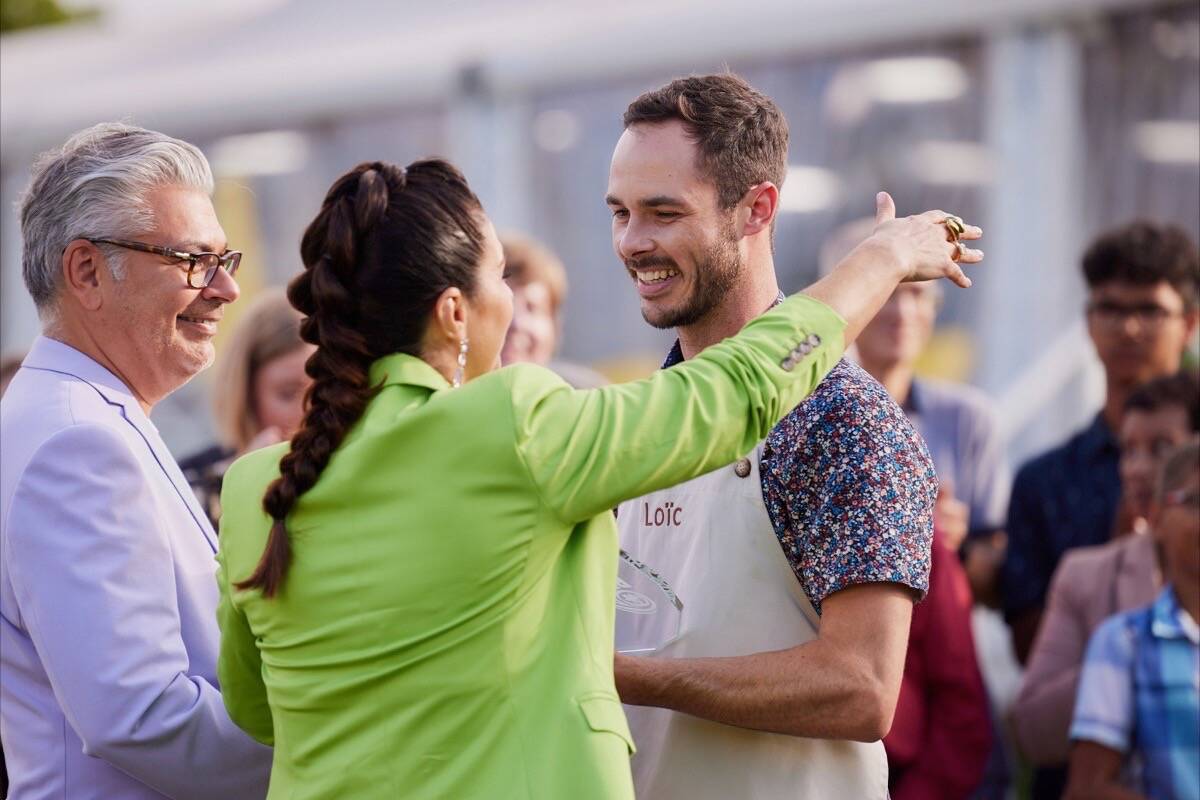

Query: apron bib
[617,443,889,799]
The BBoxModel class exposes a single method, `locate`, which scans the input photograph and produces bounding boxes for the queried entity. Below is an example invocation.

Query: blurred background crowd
[1,1,1197,798]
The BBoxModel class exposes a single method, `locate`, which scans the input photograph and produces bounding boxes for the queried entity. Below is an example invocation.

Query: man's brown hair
[623,73,789,210]
[1156,438,1200,506]
[1082,221,1199,311]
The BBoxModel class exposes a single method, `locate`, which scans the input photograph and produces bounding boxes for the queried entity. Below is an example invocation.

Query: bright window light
[209,131,309,177]
[908,140,995,185]
[778,166,841,214]
[534,109,581,153]
[1134,120,1200,165]
[861,57,969,104]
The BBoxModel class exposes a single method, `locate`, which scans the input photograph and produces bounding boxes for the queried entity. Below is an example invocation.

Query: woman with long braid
[215,159,980,799]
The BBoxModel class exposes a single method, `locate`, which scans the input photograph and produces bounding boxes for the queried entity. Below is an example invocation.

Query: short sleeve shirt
[1071,587,1200,800]
[662,345,936,615]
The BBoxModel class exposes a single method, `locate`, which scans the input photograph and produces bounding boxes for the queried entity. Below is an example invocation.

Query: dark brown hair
[623,73,789,210]
[1157,439,1200,506]
[1082,221,1199,310]
[236,159,485,597]
[1124,371,1200,432]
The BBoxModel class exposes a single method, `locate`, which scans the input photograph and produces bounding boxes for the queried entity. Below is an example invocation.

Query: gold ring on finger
[943,215,965,241]
[950,240,967,262]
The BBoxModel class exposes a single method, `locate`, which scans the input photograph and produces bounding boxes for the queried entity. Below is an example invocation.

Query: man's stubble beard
[642,219,743,330]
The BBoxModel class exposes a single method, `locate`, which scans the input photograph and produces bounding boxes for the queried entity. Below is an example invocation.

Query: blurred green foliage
[1,0,96,34]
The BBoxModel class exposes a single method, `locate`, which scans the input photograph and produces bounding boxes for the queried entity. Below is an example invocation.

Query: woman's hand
[860,192,983,289]
[803,192,984,347]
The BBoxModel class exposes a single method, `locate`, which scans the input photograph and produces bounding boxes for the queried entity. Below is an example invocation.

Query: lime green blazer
[216,294,845,799]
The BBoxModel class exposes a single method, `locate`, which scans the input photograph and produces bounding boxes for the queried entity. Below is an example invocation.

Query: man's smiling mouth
[632,268,680,285]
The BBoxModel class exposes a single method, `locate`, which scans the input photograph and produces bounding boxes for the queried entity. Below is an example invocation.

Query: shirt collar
[1079,411,1120,461]
[904,378,925,414]
[661,340,686,370]
[660,291,786,370]
[368,352,451,393]
[1150,586,1199,644]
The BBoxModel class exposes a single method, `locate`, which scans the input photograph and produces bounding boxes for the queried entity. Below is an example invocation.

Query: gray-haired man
[0,123,271,799]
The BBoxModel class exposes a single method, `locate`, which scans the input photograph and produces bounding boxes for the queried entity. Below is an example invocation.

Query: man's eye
[611,209,628,220]
[656,212,679,220]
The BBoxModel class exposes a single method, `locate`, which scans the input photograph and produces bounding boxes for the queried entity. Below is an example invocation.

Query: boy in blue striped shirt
[1068,438,1200,800]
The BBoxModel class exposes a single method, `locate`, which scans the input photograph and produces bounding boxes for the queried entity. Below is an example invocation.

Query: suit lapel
[23,337,219,552]
[120,408,219,553]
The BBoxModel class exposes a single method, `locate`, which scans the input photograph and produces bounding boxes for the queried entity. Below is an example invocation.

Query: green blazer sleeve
[215,538,274,746]
[509,293,845,523]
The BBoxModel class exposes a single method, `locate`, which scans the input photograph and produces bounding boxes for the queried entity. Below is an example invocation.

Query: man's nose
[202,264,241,304]
[617,220,654,262]
[1118,313,1145,338]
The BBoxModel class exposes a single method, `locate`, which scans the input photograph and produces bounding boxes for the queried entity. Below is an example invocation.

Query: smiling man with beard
[0,123,271,799]
[608,74,982,799]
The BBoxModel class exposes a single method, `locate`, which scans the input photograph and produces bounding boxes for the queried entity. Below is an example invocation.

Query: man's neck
[858,360,914,406]
[676,260,780,361]
[1102,378,1134,433]
[47,318,157,415]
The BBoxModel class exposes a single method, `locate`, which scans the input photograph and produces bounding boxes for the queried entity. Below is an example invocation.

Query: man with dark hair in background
[1002,222,1198,799]
[824,224,999,798]
[1003,223,1199,657]
[1013,371,1200,795]
[608,73,981,799]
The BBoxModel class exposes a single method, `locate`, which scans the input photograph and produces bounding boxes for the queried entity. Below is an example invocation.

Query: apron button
[733,458,752,478]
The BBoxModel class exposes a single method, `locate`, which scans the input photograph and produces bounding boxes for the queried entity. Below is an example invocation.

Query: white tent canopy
[0,0,1158,163]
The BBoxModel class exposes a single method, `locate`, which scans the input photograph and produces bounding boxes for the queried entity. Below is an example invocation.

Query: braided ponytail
[235,160,485,597]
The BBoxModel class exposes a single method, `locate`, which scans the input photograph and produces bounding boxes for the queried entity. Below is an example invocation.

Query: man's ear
[740,182,779,239]
[430,286,469,343]
[1183,307,1199,340]
[61,239,106,311]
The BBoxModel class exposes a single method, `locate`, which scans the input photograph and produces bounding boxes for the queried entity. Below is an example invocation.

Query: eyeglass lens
[192,252,241,287]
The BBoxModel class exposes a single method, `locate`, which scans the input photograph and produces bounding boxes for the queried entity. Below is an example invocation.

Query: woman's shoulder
[225,441,289,485]
[466,363,577,411]
[218,443,290,537]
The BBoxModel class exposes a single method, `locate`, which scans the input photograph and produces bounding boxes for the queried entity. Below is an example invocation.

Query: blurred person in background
[821,217,1008,799]
[854,280,1010,600]
[1012,371,1199,795]
[1003,221,1199,668]
[180,290,313,527]
[0,123,270,799]
[214,157,974,799]
[606,74,981,800]
[1065,439,1200,800]
[499,231,607,388]
[882,517,993,800]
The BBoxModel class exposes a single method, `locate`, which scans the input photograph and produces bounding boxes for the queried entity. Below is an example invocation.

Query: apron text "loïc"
[643,501,683,527]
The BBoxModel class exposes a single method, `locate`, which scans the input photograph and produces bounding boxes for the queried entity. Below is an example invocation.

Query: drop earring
[452,338,469,388]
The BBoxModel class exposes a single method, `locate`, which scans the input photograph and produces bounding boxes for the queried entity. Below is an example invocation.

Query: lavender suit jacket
[0,336,270,799]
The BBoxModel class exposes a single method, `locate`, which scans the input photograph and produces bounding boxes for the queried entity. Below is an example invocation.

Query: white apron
[617,443,889,799]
